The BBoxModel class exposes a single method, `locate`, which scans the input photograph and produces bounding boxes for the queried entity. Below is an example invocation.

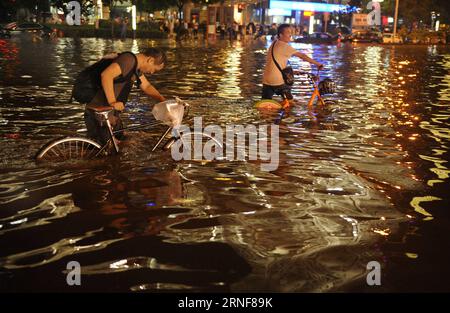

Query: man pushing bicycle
[73,48,167,145]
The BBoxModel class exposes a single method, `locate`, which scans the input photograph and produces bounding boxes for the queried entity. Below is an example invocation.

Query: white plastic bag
[152,98,185,127]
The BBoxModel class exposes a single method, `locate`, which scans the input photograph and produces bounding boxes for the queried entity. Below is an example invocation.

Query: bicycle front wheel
[169,132,224,161]
[36,137,104,162]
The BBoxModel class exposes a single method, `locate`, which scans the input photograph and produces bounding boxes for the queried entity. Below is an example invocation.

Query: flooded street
[0,37,449,292]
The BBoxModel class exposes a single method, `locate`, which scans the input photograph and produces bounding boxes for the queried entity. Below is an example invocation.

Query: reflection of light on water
[77,256,191,275]
[340,215,359,238]
[363,46,382,97]
[412,54,450,218]
[373,228,390,236]
[406,253,418,259]
[110,259,129,269]
[9,218,28,225]
[218,44,243,98]
[1,228,122,269]
[410,196,442,220]
[327,187,344,191]
[437,55,450,101]
[209,225,224,242]
[131,39,139,54]
[0,193,82,232]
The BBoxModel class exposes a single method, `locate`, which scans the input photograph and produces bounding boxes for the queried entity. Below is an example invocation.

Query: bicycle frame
[97,111,120,154]
[35,100,196,162]
[297,70,326,107]
[94,100,191,156]
[273,70,325,124]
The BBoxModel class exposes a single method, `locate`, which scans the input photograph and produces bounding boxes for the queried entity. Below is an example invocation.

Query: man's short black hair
[277,24,291,37]
[142,48,167,65]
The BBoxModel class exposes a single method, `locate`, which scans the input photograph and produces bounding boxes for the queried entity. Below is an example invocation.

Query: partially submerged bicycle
[254,70,336,109]
[35,98,221,162]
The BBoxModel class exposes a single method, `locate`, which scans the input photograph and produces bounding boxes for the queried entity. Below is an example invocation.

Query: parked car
[382,33,402,43]
[350,31,382,43]
[294,32,336,44]
[337,27,352,42]
[329,25,352,42]
[0,27,11,39]
[3,22,56,38]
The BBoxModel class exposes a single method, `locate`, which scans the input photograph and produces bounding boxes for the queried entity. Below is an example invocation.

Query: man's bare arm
[139,75,165,102]
[101,63,122,106]
[293,51,323,68]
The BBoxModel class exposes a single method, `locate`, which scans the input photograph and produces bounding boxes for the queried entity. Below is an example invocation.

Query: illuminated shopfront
[268,1,349,33]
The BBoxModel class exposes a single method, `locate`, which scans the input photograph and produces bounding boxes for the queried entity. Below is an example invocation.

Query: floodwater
[0,35,449,292]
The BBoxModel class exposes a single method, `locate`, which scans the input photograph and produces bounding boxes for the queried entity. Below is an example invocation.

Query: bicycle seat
[86,105,114,113]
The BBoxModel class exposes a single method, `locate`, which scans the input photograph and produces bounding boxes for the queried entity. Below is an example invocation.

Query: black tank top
[89,52,140,106]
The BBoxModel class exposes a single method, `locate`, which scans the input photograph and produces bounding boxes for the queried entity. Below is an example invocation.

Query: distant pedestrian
[120,17,128,40]
[193,19,199,39]
[233,21,239,40]
[169,19,175,38]
[247,22,256,36]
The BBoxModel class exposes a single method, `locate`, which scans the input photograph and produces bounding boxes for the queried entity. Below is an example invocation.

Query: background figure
[219,24,226,39]
[233,21,239,40]
[193,19,199,39]
[227,23,234,40]
[255,24,266,39]
[247,22,256,36]
[169,19,175,38]
[120,17,128,40]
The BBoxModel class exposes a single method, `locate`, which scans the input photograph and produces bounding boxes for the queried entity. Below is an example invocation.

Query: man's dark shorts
[84,109,124,146]
[262,84,293,100]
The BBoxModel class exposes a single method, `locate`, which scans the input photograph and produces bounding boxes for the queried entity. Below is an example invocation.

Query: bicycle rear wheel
[36,137,105,162]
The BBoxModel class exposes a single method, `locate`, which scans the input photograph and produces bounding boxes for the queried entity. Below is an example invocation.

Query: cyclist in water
[262,24,323,103]
[85,48,167,145]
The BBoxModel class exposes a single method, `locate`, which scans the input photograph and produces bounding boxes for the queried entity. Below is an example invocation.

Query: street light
[127,4,137,38]
[97,0,103,19]
[131,4,136,33]
[393,0,399,38]
[431,12,440,31]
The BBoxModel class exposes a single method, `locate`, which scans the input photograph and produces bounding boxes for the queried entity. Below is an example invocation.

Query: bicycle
[254,70,336,110]
[35,98,222,162]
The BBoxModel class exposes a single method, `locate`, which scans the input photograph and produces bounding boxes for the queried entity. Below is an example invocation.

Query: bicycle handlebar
[295,70,320,82]
[295,68,321,76]
[295,71,311,76]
